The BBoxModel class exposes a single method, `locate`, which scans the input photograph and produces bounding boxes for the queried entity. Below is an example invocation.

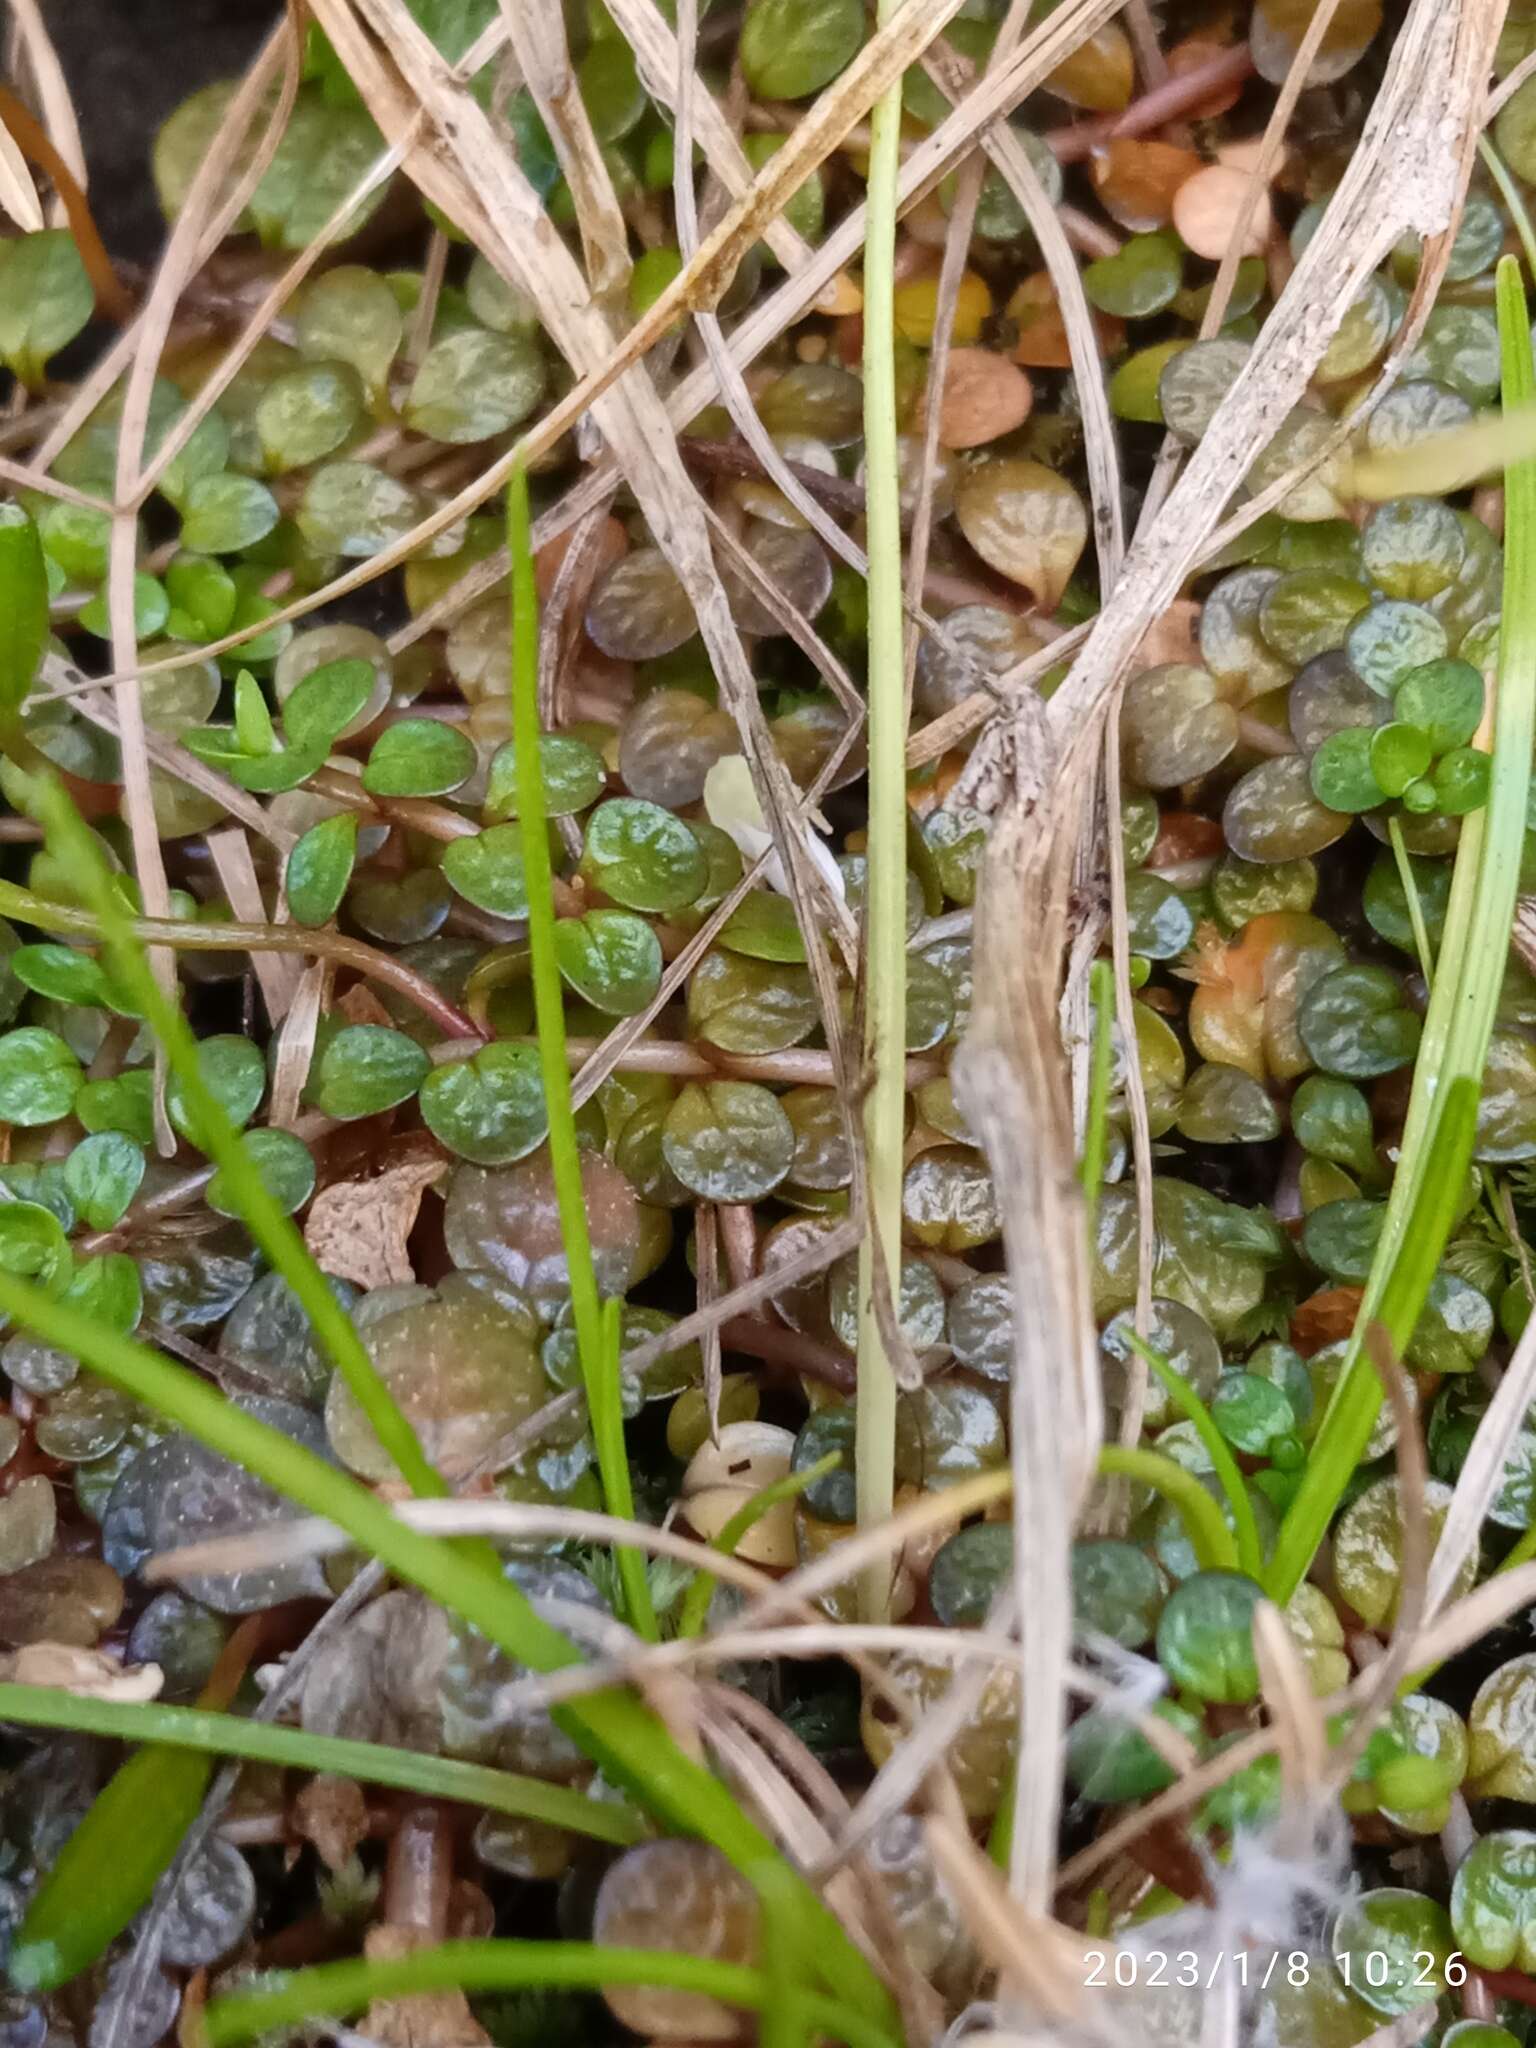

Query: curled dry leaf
[929,347,1034,451]
[303,1152,447,1291]
[680,1419,797,1564]
[0,1642,164,1701]
[1134,598,1202,670]
[293,1772,371,1872]
[1089,138,1203,233]
[1172,163,1273,262]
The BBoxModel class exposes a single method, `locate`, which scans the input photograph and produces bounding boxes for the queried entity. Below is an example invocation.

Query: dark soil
[46,0,279,262]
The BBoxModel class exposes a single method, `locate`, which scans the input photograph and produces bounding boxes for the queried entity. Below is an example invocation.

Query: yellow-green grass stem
[853,0,908,1624]
[1269,258,1536,1602]
[507,467,657,1644]
[203,1941,901,2048]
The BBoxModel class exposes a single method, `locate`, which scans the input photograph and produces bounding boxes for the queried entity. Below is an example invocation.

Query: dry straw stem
[497,0,630,301]
[947,0,1502,1930]
[45,0,1132,695]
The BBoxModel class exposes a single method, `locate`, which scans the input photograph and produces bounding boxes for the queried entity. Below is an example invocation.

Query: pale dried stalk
[600,0,812,274]
[1423,1305,1536,1624]
[497,0,630,300]
[5,0,86,194]
[133,126,419,506]
[953,738,1102,1918]
[921,42,1124,583]
[54,0,1131,695]
[205,828,302,1024]
[28,27,297,481]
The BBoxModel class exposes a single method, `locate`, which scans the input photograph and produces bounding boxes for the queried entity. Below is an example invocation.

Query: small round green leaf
[0,1028,83,1126]
[1433,746,1492,816]
[207,1129,317,1219]
[580,798,707,914]
[1368,722,1433,799]
[1309,727,1386,813]
[0,232,93,385]
[661,1079,795,1200]
[285,812,359,928]
[1155,1570,1264,1703]
[1395,657,1485,752]
[739,0,863,99]
[306,1023,431,1120]
[718,892,808,963]
[62,1132,145,1233]
[553,910,662,1017]
[363,720,478,798]
[179,474,280,555]
[418,1043,548,1166]
[281,659,379,755]
[165,1034,267,1147]
[404,329,547,444]
[485,735,606,821]
[441,826,531,918]
[1083,233,1183,320]
[0,1201,72,1296]
[1299,963,1422,1078]
[11,943,123,1011]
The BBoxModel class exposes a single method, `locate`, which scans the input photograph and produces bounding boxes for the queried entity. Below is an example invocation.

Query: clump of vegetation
[3,0,1536,2042]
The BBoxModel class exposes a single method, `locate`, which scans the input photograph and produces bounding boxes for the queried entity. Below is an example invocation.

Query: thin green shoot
[1387,814,1436,990]
[0,1267,894,2026]
[1269,256,1536,1603]
[0,1681,642,1849]
[29,779,445,1503]
[853,0,907,1625]
[675,1451,841,1638]
[203,1941,901,2048]
[1080,958,1116,1239]
[1123,1330,1263,1580]
[986,1764,1015,1871]
[507,466,656,1645]
[1097,1445,1238,1573]
[1481,135,1536,287]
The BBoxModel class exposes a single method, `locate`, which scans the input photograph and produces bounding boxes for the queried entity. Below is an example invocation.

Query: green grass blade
[853,0,907,1625]
[1079,959,1117,1237]
[1098,1445,1238,1573]
[1387,815,1436,988]
[11,1733,210,1993]
[1269,254,1536,1602]
[1124,1331,1263,1580]
[0,1270,893,2025]
[30,776,446,1504]
[4,1679,642,1993]
[203,1940,900,2048]
[506,467,657,1645]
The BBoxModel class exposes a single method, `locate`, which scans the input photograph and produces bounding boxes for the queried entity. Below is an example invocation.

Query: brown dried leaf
[929,347,1034,451]
[303,1155,446,1290]
[364,1924,493,2048]
[293,1772,369,1872]
[337,981,396,1030]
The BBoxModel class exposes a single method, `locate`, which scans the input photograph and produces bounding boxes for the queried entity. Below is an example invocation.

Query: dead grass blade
[205,828,303,1026]
[953,739,1102,1915]
[497,0,630,302]
[600,0,811,275]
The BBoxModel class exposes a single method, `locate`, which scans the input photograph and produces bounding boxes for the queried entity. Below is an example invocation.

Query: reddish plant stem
[719,1314,855,1393]
[1044,42,1256,163]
